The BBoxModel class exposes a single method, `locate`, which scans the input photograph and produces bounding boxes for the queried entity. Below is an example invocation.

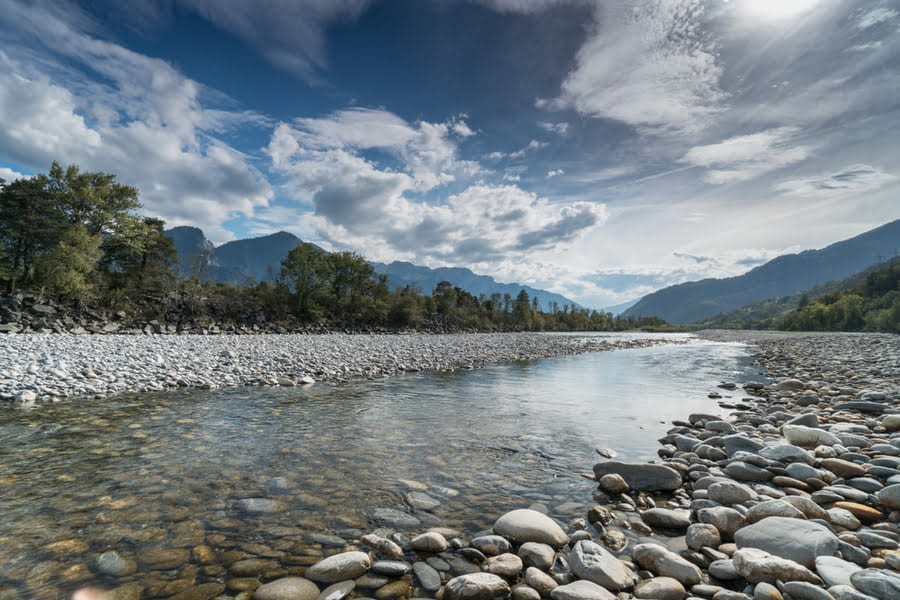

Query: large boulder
[494,509,569,548]
[734,516,839,568]
[592,461,681,492]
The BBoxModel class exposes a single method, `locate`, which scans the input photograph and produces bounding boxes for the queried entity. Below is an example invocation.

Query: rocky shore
[6,332,900,600]
[0,332,681,404]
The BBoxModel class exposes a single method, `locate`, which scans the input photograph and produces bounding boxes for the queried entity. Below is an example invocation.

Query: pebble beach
[0,332,684,404]
[2,331,900,600]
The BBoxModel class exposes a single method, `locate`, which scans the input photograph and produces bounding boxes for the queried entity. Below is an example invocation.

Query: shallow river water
[0,333,763,598]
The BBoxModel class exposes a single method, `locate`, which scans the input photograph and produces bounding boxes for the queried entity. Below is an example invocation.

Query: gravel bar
[0,332,685,404]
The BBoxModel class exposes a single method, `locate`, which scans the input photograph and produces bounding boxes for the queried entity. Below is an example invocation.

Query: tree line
[1,162,675,332]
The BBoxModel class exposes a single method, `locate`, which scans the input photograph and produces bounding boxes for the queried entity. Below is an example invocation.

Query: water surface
[0,334,761,597]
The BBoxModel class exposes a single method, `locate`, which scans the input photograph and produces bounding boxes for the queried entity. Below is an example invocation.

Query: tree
[47,162,142,236]
[0,175,65,292]
[327,251,389,323]
[513,289,532,330]
[100,217,177,294]
[34,223,102,303]
[280,243,332,321]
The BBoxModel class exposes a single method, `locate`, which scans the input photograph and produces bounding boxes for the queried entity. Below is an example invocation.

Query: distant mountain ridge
[623,219,900,324]
[370,261,581,311]
[164,227,581,310]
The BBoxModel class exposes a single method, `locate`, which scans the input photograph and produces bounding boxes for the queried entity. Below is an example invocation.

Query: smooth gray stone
[569,540,638,591]
[413,562,442,591]
[708,559,741,580]
[734,517,839,568]
[371,560,411,577]
[779,581,835,600]
[815,556,862,587]
[444,573,511,600]
[875,484,900,510]
[254,577,321,600]
[494,509,569,548]
[827,584,879,600]
[697,507,746,541]
[725,461,772,482]
[837,541,870,567]
[786,414,821,427]
[306,552,372,583]
[760,444,814,464]
[471,535,513,555]
[845,479,883,494]
[849,568,900,600]
[631,543,703,586]
[786,463,824,481]
[732,548,821,584]
[517,542,556,571]
[856,531,898,550]
[642,508,691,531]
[550,580,616,600]
[593,461,682,492]
[317,581,355,600]
[708,481,756,505]
[723,435,767,457]
[833,401,887,414]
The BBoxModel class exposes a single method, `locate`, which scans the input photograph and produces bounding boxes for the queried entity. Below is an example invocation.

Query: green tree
[34,223,103,303]
[47,162,142,236]
[513,289,532,330]
[280,242,332,321]
[0,175,65,292]
[100,217,177,294]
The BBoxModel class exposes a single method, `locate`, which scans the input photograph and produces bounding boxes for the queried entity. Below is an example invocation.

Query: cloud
[173,0,373,79]
[680,127,812,184]
[0,166,26,181]
[537,121,570,135]
[267,116,607,263]
[546,169,564,178]
[855,7,898,30]
[774,164,898,197]
[548,0,724,136]
[0,2,273,243]
[472,0,575,14]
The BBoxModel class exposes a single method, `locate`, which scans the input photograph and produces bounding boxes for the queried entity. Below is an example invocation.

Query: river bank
[0,332,688,404]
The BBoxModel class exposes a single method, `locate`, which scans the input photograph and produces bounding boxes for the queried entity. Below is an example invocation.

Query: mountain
[163,228,581,310]
[694,258,898,330]
[371,261,580,311]
[601,298,639,316]
[623,219,900,324]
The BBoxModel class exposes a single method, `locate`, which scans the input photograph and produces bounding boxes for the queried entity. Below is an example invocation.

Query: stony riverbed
[0,332,687,404]
[3,332,900,600]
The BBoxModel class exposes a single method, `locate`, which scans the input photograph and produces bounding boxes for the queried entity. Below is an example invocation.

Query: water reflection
[0,336,760,597]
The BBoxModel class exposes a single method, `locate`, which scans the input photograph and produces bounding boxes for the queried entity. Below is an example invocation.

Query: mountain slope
[695,258,899,329]
[163,229,582,310]
[623,219,900,324]
[371,261,580,311]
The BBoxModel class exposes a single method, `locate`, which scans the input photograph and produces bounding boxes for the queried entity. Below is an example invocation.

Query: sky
[0,0,898,309]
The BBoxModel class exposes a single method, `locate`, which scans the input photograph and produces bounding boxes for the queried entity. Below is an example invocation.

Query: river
[0,333,763,598]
